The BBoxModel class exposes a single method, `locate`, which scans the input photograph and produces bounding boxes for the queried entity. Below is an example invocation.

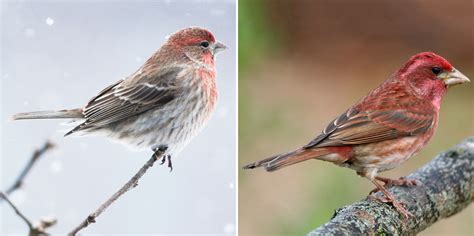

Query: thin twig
[1,140,57,235]
[0,191,34,230]
[68,147,167,236]
[0,192,56,235]
[5,140,55,195]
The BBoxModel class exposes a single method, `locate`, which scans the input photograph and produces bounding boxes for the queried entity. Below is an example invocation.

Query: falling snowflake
[228,182,234,189]
[135,56,142,62]
[24,28,36,38]
[224,223,235,233]
[45,17,54,26]
[50,160,62,173]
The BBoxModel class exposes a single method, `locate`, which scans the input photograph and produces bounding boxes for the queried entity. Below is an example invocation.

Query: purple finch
[244,52,470,218]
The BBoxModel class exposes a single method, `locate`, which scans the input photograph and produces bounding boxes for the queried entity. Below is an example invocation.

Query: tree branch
[5,140,55,195]
[68,147,167,236]
[1,140,57,235]
[308,136,474,235]
[0,191,34,230]
[0,191,56,236]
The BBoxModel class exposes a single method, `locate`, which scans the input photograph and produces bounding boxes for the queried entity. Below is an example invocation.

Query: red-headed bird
[12,27,226,170]
[243,52,470,218]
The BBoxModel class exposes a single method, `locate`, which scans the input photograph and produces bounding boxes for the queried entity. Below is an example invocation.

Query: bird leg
[166,155,173,172]
[368,178,413,219]
[157,154,173,172]
[152,145,173,172]
[159,156,166,165]
[369,176,420,194]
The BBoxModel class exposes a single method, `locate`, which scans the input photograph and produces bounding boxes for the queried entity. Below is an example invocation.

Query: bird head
[166,27,226,67]
[397,52,470,102]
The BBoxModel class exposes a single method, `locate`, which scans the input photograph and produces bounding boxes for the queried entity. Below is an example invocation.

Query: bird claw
[167,155,173,172]
[390,177,420,187]
[157,155,173,172]
[152,146,173,172]
[368,194,390,203]
[369,192,413,219]
[159,155,166,165]
[369,176,421,194]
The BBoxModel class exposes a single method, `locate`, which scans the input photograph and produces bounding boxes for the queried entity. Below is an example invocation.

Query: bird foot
[152,145,173,172]
[369,194,413,219]
[157,154,173,172]
[369,176,420,194]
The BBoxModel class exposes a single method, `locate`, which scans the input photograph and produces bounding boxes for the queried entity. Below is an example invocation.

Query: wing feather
[303,82,436,149]
[66,67,182,135]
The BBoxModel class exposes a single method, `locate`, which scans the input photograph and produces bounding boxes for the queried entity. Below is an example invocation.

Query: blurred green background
[239,0,474,235]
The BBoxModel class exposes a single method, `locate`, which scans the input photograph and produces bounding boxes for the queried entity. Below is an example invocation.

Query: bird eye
[431,67,442,75]
[200,41,210,48]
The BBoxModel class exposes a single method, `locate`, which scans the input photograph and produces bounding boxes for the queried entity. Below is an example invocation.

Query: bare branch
[1,140,57,236]
[5,140,55,195]
[0,191,34,230]
[308,136,474,235]
[68,147,167,236]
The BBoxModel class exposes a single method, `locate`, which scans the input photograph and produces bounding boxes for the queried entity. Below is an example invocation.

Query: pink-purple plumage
[244,52,470,218]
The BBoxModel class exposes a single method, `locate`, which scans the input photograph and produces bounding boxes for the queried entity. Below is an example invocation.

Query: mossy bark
[308,136,474,235]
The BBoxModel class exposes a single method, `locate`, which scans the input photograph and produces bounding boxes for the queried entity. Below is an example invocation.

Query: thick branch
[5,140,55,195]
[68,147,167,236]
[308,136,474,235]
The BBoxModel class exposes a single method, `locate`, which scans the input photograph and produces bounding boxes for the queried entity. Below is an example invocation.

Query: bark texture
[308,136,474,235]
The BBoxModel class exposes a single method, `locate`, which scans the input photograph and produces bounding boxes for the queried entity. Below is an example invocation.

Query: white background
[1,0,236,235]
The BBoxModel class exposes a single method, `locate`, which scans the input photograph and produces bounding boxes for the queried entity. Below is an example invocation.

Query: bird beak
[212,41,227,55]
[443,68,470,86]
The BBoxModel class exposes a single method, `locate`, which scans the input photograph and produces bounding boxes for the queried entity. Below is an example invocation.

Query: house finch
[243,52,470,218]
[12,27,226,170]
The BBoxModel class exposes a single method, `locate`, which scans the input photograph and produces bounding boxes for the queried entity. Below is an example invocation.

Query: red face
[398,52,454,100]
[167,27,226,66]
[392,51,470,109]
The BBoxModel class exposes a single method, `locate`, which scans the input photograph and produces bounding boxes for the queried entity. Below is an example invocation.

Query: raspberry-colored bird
[243,52,470,218]
[12,27,226,170]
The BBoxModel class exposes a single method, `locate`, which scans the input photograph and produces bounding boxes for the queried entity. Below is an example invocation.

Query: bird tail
[243,148,331,172]
[11,108,83,120]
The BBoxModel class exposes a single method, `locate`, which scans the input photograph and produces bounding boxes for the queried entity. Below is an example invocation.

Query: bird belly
[99,90,216,155]
[347,136,427,173]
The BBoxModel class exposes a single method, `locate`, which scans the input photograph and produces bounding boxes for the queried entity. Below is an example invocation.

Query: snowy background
[1,0,236,235]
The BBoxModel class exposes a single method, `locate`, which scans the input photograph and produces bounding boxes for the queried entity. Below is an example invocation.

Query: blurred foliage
[239,0,474,235]
[238,0,282,76]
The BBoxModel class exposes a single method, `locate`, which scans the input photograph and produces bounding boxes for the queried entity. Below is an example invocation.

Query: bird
[11,27,226,171]
[243,52,470,218]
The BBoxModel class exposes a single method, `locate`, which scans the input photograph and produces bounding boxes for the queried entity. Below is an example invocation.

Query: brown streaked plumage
[11,27,226,170]
[244,52,470,218]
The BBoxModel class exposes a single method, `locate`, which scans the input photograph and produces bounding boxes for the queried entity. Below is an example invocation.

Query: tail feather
[11,109,83,120]
[243,148,331,172]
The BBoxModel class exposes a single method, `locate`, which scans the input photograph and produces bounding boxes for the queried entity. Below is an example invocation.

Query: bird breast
[349,135,430,172]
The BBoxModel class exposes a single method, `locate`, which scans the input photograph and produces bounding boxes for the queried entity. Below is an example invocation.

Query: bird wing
[303,87,436,148]
[66,66,183,135]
